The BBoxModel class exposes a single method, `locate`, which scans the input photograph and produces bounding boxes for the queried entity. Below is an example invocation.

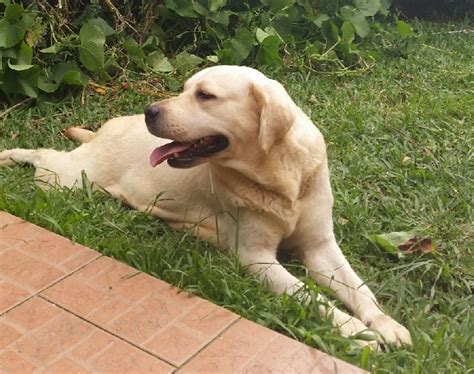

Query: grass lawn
[1,21,472,372]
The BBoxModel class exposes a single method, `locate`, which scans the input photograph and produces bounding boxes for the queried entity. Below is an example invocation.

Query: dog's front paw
[335,311,380,350]
[368,314,412,347]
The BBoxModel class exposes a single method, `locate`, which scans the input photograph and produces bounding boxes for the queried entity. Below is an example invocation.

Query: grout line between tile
[176,316,243,371]
[38,294,179,370]
[0,253,103,317]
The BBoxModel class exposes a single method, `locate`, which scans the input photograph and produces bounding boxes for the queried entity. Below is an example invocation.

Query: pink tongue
[150,141,191,167]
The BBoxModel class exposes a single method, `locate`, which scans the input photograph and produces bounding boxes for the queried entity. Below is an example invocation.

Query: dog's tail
[63,126,96,143]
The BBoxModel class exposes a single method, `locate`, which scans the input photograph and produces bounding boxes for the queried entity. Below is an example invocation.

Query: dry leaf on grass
[368,230,435,257]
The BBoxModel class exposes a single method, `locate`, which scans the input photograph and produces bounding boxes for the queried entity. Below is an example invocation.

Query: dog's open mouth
[150,135,229,168]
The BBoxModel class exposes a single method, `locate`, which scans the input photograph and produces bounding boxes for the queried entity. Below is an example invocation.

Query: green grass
[1,22,473,372]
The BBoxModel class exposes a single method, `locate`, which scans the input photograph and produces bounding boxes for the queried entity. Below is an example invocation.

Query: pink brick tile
[179,319,274,373]
[0,211,23,226]
[0,213,364,373]
[247,334,356,374]
[0,249,65,290]
[44,357,93,374]
[177,299,239,338]
[70,330,115,362]
[15,312,93,363]
[0,351,36,373]
[0,213,100,273]
[154,283,201,308]
[41,277,109,316]
[181,319,366,374]
[1,295,174,373]
[87,297,132,326]
[0,322,21,349]
[74,255,131,286]
[112,272,163,302]
[0,280,31,313]
[0,242,9,253]
[3,297,61,331]
[61,249,100,272]
[16,236,82,264]
[107,295,184,344]
[145,324,211,367]
[144,324,209,366]
[0,220,52,248]
[92,340,174,373]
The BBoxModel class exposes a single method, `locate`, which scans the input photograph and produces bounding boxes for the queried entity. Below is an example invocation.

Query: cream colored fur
[0,66,411,348]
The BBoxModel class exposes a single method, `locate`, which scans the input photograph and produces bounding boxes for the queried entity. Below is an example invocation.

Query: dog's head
[145,66,298,168]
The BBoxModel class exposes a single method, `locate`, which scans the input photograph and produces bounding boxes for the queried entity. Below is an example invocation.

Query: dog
[0,65,411,348]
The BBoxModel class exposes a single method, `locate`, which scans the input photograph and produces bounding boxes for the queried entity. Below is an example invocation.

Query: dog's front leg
[301,236,412,347]
[234,215,376,347]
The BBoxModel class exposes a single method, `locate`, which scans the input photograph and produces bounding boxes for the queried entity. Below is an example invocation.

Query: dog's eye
[196,90,216,100]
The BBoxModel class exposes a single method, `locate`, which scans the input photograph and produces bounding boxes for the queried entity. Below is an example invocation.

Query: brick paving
[0,211,366,373]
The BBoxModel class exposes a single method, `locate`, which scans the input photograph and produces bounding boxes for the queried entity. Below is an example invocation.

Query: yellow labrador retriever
[0,66,411,348]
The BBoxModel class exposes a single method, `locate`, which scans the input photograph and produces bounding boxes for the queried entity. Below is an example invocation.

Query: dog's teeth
[173,152,179,157]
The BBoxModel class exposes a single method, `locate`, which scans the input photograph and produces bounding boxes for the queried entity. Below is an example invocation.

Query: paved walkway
[0,211,365,373]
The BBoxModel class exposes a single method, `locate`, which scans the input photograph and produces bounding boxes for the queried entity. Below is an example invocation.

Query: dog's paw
[368,314,412,347]
[335,312,380,350]
[0,150,15,166]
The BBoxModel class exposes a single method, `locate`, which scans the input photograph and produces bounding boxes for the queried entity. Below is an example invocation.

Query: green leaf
[369,231,416,254]
[52,62,84,83]
[79,43,104,72]
[396,20,414,38]
[228,27,255,64]
[7,59,34,71]
[256,28,270,44]
[40,43,61,54]
[17,41,32,64]
[379,0,392,15]
[267,0,295,12]
[0,18,27,48]
[314,13,330,28]
[355,0,381,17]
[321,20,339,44]
[123,38,146,69]
[62,70,85,85]
[79,23,105,72]
[172,51,202,74]
[206,55,219,63]
[38,75,59,93]
[340,6,370,38]
[4,4,24,21]
[87,18,116,37]
[7,41,34,71]
[146,51,174,72]
[39,62,88,93]
[256,35,282,67]
[163,75,182,92]
[2,65,39,97]
[341,21,355,43]
[79,22,105,46]
[165,0,199,18]
[209,0,226,12]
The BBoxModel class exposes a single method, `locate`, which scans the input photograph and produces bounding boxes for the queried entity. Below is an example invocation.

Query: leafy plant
[0,0,412,102]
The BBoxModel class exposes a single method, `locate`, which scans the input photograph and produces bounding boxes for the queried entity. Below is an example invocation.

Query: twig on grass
[0,98,34,119]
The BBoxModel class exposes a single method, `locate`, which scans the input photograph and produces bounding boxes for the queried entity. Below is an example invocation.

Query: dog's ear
[251,80,295,153]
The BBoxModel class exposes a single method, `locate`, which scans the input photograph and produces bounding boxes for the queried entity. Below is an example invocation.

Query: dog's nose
[145,105,161,120]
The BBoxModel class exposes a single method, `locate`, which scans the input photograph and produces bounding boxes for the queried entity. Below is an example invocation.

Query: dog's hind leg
[0,148,79,189]
[63,127,96,143]
[0,149,43,167]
